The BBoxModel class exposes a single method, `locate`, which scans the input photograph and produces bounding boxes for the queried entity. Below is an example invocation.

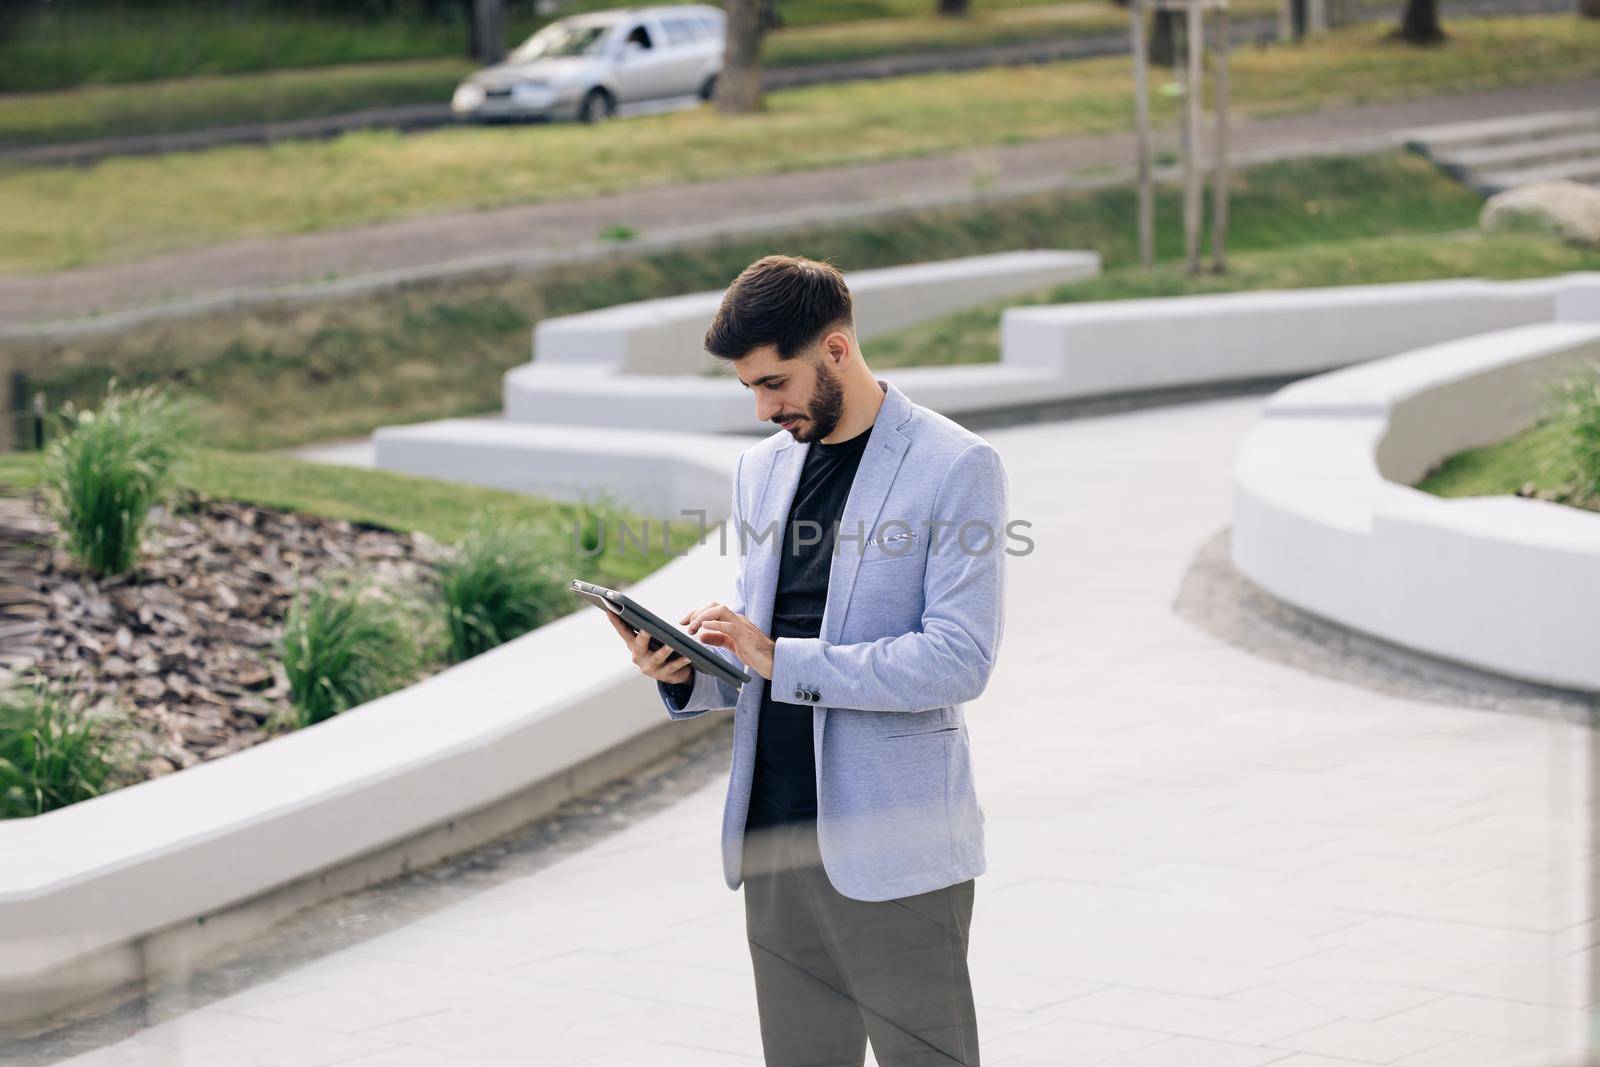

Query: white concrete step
[1435,129,1600,173]
[1474,155,1600,196]
[1403,108,1600,153]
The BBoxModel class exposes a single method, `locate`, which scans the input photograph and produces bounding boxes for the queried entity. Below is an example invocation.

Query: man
[608,254,1009,1066]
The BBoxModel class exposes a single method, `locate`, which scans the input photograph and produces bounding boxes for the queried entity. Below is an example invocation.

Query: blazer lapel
[821,380,912,645]
[743,437,806,641]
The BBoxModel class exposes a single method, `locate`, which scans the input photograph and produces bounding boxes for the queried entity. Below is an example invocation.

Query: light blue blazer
[659,377,1010,901]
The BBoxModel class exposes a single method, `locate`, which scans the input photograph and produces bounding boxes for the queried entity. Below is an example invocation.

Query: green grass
[3,15,1595,273]
[0,447,699,589]
[0,58,476,149]
[1416,420,1592,506]
[0,150,1484,452]
[0,0,1098,95]
[1418,364,1600,512]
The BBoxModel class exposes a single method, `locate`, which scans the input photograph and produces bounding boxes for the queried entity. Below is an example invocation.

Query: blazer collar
[748,377,915,645]
[773,376,913,453]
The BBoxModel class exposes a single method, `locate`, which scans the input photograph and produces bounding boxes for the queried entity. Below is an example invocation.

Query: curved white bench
[1233,319,1600,692]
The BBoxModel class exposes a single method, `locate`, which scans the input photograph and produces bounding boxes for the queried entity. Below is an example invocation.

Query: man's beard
[790,359,845,442]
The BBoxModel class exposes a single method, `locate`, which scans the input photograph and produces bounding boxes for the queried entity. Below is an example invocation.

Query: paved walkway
[6,77,1600,333]
[43,395,1594,1067]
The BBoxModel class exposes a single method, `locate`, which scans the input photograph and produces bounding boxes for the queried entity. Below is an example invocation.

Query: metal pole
[1131,0,1154,267]
[1184,1,1204,276]
[1211,3,1230,274]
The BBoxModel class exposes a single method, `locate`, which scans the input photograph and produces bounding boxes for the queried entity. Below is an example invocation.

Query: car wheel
[579,88,614,124]
[698,73,717,102]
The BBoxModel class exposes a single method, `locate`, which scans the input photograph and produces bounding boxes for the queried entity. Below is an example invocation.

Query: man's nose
[754,394,779,422]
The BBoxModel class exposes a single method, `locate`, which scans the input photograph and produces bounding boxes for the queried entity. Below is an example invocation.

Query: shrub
[572,488,625,559]
[42,381,196,577]
[0,677,134,819]
[1543,359,1600,505]
[278,579,416,728]
[436,509,570,664]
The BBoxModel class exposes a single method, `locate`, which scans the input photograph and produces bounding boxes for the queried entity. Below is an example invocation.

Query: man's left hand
[681,601,775,680]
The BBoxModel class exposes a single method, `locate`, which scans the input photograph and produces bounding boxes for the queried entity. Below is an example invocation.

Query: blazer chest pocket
[858,528,922,567]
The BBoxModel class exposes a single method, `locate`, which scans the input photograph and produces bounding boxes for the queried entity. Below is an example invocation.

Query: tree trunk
[1395,0,1445,43]
[1582,0,1600,18]
[472,0,505,63]
[759,0,784,31]
[1149,8,1178,66]
[718,0,766,114]
[939,0,971,15]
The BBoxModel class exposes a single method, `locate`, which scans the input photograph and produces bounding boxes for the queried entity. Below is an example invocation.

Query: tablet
[571,579,753,688]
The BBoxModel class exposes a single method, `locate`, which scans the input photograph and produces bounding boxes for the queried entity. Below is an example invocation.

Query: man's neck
[820,376,887,445]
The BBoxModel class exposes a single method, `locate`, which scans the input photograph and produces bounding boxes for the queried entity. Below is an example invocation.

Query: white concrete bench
[531,249,1100,376]
[999,277,1571,399]
[1233,319,1600,692]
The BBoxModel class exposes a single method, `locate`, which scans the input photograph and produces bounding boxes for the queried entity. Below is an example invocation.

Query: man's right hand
[605,611,693,685]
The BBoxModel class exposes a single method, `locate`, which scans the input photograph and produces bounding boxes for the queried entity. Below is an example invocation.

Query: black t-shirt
[660,422,876,828]
[746,420,874,831]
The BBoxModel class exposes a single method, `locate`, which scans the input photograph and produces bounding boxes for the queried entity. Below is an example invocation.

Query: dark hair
[704,255,854,362]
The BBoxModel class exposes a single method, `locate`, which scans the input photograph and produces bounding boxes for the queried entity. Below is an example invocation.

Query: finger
[686,603,726,633]
[697,620,730,646]
[650,641,677,663]
[605,613,634,642]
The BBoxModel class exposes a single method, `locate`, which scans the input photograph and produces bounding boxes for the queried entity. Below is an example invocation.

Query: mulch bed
[0,488,442,781]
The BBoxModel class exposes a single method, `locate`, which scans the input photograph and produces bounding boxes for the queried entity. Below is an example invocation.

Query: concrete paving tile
[1263,1018,1461,1064]
[355,1005,596,1063]
[495,950,756,1012]
[1383,994,1591,1051]
[1096,1034,1301,1067]
[1390,1035,1580,1067]
[129,1007,397,1067]
[1043,986,1337,1046]
[1225,976,1445,1022]
[221,987,448,1034]
[981,1015,1175,1064]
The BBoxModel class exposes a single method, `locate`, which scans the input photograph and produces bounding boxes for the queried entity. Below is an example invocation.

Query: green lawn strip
[0,447,700,588]
[0,58,475,149]
[0,0,1123,97]
[2,15,1593,272]
[2,150,1479,451]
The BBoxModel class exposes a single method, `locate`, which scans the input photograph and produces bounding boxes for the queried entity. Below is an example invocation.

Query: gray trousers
[740,817,980,1067]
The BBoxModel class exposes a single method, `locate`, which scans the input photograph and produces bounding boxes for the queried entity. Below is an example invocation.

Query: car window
[662,17,700,45]
[696,15,722,38]
[624,23,654,49]
[507,21,611,62]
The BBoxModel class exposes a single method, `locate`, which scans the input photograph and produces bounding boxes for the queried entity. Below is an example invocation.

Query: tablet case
[571,579,753,688]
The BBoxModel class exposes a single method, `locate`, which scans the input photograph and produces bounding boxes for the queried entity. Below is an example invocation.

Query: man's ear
[822,328,853,365]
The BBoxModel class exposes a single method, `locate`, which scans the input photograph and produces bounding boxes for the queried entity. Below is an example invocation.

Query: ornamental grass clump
[278,579,417,728]
[1546,360,1600,505]
[0,676,135,819]
[42,382,196,577]
[436,509,570,665]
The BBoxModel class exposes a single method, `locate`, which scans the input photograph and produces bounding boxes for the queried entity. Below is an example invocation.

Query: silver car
[451,4,725,124]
